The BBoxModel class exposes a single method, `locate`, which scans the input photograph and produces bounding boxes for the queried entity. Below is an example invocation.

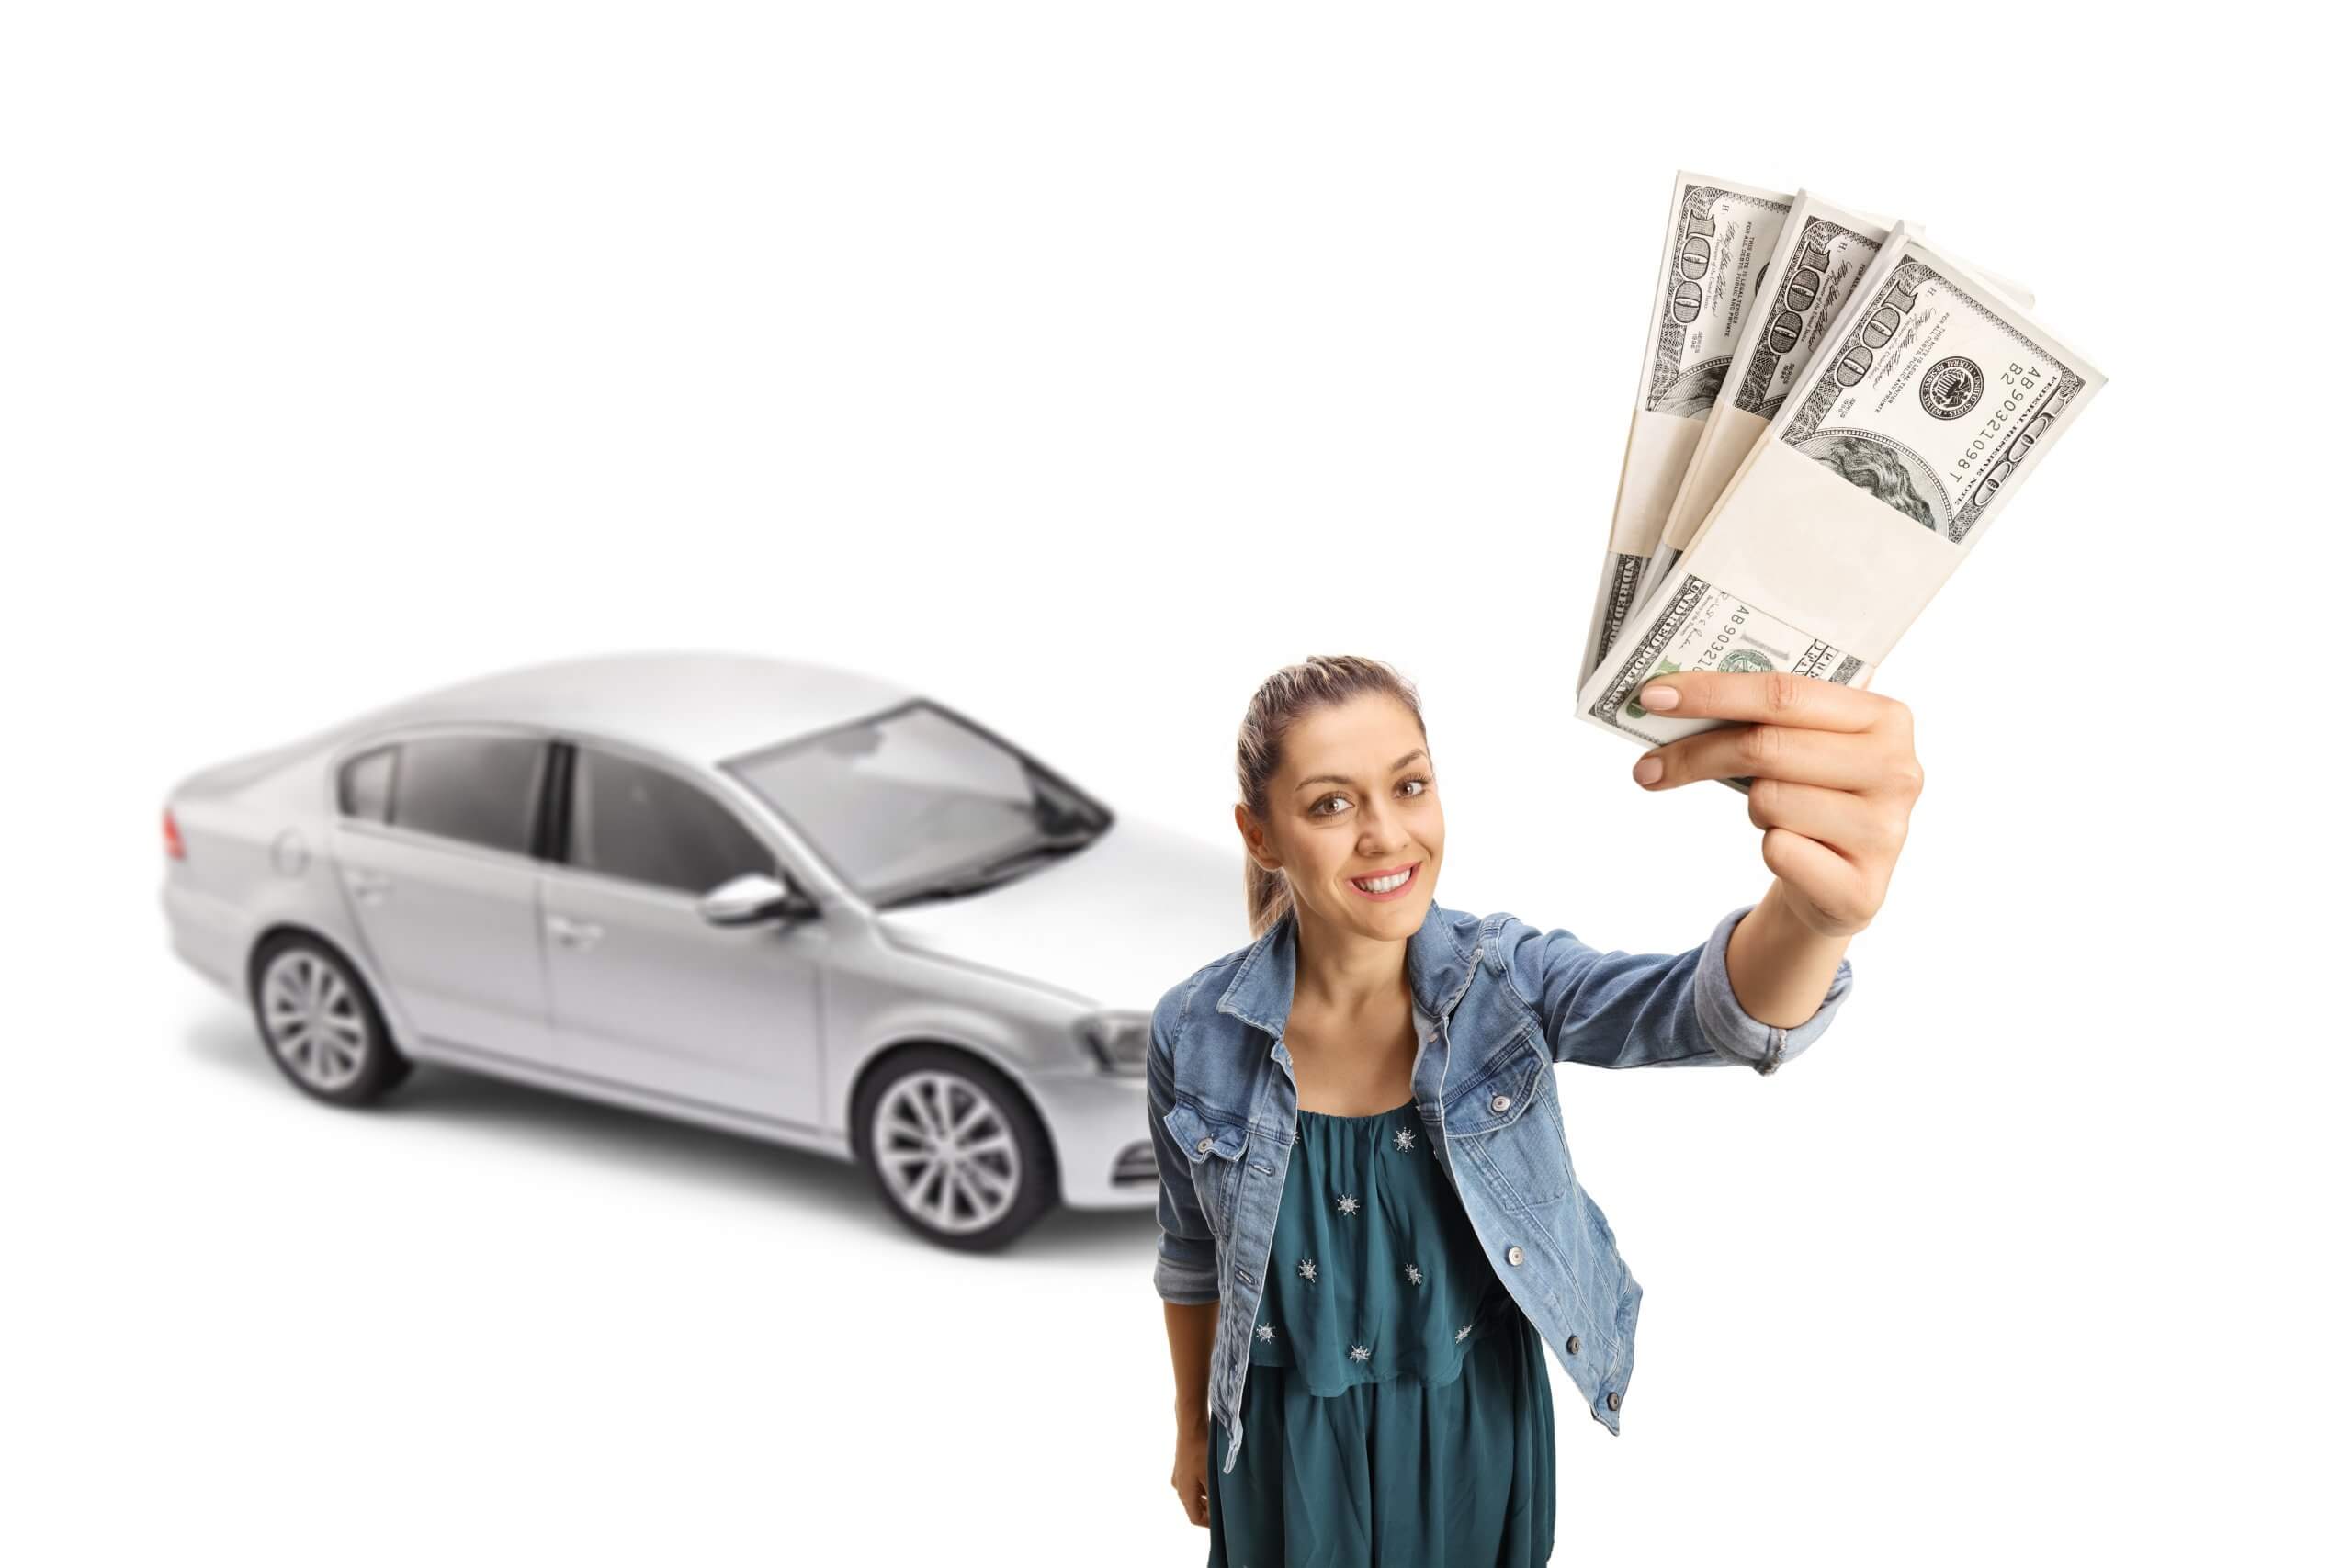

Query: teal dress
[1207,1098,1558,1566]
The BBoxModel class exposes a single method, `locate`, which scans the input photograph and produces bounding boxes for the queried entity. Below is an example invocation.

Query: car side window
[387,735,546,856]
[338,746,395,824]
[568,747,776,896]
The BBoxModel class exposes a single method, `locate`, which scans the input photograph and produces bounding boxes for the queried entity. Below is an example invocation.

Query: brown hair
[1235,654,1428,938]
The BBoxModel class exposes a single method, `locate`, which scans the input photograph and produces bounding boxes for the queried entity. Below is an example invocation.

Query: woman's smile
[1347,862,1420,900]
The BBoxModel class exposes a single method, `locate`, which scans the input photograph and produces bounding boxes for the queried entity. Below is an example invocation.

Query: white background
[5,4,2337,1564]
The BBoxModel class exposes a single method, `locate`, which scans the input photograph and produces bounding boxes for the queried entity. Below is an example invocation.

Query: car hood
[873,817,1255,1012]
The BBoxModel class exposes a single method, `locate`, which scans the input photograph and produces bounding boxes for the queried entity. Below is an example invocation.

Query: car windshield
[718,699,1109,909]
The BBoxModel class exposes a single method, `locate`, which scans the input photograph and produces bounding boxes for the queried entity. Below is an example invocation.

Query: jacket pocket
[1443,1031,1571,1211]
[1161,1099,1249,1235]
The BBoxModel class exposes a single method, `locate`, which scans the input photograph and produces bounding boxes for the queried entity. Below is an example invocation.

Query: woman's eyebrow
[1294,748,1429,793]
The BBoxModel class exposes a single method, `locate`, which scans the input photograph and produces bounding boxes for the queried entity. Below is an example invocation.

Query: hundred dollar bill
[1578,576,1873,795]
[1630,211,2040,622]
[1628,196,1895,619]
[1577,170,1792,685]
[1574,228,2105,787]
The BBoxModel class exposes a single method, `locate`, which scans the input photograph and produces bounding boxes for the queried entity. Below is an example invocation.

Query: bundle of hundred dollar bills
[1573,171,2106,788]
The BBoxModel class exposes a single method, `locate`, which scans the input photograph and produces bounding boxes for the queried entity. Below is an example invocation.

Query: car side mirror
[697,870,817,928]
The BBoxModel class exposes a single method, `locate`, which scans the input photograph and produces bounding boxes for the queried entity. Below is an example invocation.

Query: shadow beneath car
[183,1010,1163,1258]
[183,1010,876,1224]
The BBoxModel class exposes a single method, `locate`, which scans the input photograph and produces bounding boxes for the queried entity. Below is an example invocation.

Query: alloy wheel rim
[873,1070,1022,1234]
[262,950,368,1091]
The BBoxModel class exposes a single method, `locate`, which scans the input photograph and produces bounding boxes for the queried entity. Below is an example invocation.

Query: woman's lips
[1347,863,1419,901]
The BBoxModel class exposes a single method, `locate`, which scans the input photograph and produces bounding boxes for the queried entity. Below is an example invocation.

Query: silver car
[158,649,1246,1248]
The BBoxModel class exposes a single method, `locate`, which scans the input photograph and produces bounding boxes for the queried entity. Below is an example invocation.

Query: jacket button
[1490,1092,1511,1113]
[1606,1391,1621,1410]
[1505,1245,1524,1266]
[1566,1334,1579,1355]
[1195,1135,1214,1154]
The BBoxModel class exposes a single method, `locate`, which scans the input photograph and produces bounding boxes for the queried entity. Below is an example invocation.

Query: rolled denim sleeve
[1145,986,1221,1305]
[1690,902,1855,1073]
[1496,903,1853,1073]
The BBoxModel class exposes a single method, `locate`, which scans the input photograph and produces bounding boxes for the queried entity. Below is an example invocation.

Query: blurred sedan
[159,649,1244,1248]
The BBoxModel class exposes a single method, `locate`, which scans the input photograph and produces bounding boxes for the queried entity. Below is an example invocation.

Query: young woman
[1148,654,1921,1564]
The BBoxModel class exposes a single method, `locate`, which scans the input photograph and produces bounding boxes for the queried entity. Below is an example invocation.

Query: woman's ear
[1233,802,1278,874]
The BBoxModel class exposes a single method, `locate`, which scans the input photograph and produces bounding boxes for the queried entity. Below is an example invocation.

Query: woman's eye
[1314,778,1429,818]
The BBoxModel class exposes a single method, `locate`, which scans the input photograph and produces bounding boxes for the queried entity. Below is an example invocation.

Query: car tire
[248,933,413,1107]
[854,1046,1055,1252]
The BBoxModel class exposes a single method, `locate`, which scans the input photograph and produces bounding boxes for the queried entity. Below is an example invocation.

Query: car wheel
[856,1047,1054,1251]
[248,934,413,1107]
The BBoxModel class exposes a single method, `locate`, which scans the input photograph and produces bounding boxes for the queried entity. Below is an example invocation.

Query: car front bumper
[1024,1067,1159,1210]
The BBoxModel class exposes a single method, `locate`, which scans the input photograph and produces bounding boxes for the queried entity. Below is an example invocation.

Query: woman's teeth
[1351,866,1414,894]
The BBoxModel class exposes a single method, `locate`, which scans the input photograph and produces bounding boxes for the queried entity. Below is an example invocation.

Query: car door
[327,728,560,1066]
[540,740,826,1128]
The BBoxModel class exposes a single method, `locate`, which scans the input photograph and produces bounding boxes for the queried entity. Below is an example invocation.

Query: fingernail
[1638,682,1679,711]
[1634,754,1663,785]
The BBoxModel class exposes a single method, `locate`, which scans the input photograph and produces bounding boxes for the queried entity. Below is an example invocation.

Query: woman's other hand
[1626,670,1922,940]
[1171,1424,1213,1527]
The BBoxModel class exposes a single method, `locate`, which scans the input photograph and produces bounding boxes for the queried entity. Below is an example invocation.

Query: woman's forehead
[1283,697,1426,781]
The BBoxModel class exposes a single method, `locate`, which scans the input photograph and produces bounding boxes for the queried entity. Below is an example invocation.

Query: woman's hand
[1171,1425,1213,1527]
[1627,670,1921,940]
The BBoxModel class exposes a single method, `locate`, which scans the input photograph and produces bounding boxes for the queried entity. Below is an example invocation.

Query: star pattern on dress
[1404,1262,1423,1286]
[1393,1125,1416,1152]
[1335,1191,1361,1216]
[1455,1322,1474,1342]
[1349,1343,1372,1363]
[1255,1322,1276,1343]
[1297,1256,1318,1284]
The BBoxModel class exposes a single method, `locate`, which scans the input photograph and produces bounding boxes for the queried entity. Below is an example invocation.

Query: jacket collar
[1216,897,1478,1044]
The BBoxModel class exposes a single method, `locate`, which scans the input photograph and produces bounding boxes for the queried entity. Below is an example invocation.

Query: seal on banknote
[1919,355,1985,420]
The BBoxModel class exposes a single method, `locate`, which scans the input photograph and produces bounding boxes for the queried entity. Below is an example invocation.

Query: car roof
[348,649,919,767]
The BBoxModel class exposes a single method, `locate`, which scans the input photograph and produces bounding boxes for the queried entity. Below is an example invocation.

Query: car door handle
[348,869,391,904]
[548,914,604,950]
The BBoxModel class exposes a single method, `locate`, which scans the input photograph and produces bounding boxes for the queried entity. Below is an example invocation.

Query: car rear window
[337,747,395,824]
[387,735,544,856]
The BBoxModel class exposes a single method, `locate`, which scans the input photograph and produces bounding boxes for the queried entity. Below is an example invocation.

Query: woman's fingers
[1634,669,1896,735]
[1635,721,1887,794]
[1740,775,1872,855]
[1758,825,1872,929]
[1174,1450,1210,1527]
[1742,773,1908,931]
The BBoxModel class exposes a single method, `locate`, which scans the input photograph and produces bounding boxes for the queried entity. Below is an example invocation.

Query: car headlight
[1076,1010,1150,1074]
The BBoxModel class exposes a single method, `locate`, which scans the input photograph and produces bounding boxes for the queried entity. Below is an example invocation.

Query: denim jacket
[1148,897,1854,1476]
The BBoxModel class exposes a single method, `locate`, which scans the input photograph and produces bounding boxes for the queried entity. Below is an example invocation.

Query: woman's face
[1238,693,1444,941]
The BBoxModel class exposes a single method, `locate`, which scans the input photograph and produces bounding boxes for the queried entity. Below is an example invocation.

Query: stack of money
[1574,171,2105,787]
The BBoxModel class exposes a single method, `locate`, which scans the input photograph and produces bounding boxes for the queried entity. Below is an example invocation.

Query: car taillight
[163,805,185,860]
